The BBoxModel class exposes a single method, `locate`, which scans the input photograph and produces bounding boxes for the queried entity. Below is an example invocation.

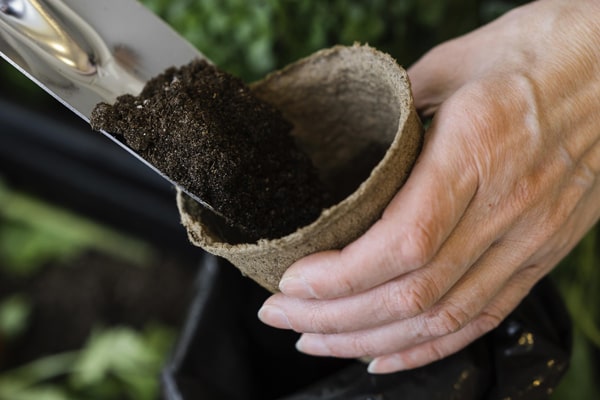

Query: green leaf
[0,294,32,339]
[70,324,175,399]
[0,181,154,275]
[72,327,158,387]
[0,384,74,400]
[0,352,78,392]
[552,331,600,400]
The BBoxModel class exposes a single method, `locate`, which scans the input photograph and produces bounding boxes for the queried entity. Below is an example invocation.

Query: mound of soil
[91,60,333,242]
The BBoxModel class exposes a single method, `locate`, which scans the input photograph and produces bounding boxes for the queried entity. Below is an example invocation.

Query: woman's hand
[258,0,600,374]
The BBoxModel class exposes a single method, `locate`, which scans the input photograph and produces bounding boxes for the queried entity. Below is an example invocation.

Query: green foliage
[0,325,175,400]
[553,229,600,345]
[551,229,600,399]
[71,325,175,399]
[0,182,167,399]
[552,331,600,400]
[0,61,41,101]
[0,180,154,276]
[140,0,533,82]
[142,0,507,81]
[143,0,276,81]
[0,352,79,400]
[0,294,32,340]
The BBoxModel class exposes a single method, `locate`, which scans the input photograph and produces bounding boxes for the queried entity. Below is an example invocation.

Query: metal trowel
[0,0,223,217]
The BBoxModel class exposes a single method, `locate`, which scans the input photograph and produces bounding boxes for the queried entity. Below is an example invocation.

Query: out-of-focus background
[0,1,597,399]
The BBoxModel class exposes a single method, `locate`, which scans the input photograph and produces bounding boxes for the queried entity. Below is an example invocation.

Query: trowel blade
[0,0,216,211]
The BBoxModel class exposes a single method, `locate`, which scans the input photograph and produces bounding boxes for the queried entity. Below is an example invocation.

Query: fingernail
[279,275,317,298]
[296,335,331,356]
[368,356,406,374]
[257,305,292,329]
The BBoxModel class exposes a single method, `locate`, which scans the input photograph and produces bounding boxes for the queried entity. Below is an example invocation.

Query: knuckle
[512,179,538,209]
[543,199,575,234]
[520,201,572,256]
[509,173,552,216]
[422,341,448,365]
[307,313,329,334]
[348,334,377,358]
[403,273,441,317]
[399,341,448,370]
[377,244,404,277]
[400,221,437,268]
[330,272,356,297]
[307,304,338,334]
[474,310,504,333]
[325,334,375,358]
[426,302,471,337]
[378,283,405,322]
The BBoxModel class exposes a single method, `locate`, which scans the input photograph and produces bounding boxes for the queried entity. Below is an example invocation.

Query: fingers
[279,115,479,301]
[262,193,502,334]
[262,152,600,342]
[289,234,545,360]
[367,268,537,373]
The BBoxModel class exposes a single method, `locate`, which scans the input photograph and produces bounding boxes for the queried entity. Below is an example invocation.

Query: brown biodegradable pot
[177,44,423,293]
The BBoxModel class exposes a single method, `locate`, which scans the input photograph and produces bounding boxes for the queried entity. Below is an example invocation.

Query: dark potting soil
[91,60,332,242]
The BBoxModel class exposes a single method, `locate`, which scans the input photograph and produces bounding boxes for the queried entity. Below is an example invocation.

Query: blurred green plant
[142,0,527,82]
[0,179,170,400]
[0,180,154,277]
[0,294,32,340]
[0,324,175,400]
[551,230,600,400]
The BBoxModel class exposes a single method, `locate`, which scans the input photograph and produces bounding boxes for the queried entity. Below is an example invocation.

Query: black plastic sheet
[162,253,571,400]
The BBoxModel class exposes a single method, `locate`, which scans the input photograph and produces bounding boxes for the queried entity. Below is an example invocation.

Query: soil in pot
[91,60,334,243]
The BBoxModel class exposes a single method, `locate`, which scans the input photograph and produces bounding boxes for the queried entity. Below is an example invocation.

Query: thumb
[407,39,472,117]
[407,8,519,116]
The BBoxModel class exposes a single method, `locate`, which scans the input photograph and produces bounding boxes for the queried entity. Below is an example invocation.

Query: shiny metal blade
[0,0,223,216]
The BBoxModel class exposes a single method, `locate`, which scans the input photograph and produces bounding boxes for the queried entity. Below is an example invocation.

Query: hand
[258,0,600,374]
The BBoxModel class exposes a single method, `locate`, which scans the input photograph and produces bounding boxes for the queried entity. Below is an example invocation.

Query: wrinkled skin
[259,0,600,374]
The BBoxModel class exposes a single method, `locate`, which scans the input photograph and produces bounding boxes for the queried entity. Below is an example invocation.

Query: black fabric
[162,254,571,400]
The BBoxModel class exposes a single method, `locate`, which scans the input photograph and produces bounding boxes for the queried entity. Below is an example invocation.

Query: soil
[91,60,333,242]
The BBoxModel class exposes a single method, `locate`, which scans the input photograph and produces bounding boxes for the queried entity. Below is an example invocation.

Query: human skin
[258,0,600,374]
